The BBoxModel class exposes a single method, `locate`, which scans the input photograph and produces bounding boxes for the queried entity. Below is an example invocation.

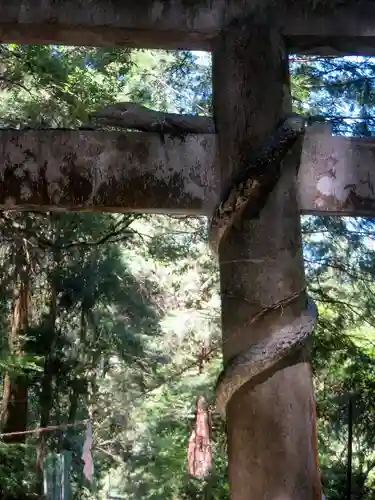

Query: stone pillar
[212,21,322,499]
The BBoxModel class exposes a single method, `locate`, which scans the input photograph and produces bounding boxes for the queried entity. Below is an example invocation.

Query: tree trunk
[35,280,58,495]
[0,245,32,500]
[212,22,322,499]
[36,220,62,492]
[0,248,31,443]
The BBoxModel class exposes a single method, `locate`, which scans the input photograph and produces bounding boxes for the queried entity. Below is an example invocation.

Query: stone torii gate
[2,1,375,499]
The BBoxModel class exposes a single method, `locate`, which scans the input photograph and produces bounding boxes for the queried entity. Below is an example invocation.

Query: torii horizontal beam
[1,124,375,218]
[1,0,375,56]
[0,130,219,214]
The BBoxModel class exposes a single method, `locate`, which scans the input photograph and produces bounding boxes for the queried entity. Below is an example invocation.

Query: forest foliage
[0,44,373,500]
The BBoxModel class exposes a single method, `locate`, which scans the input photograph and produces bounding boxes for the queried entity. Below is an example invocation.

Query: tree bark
[212,22,322,499]
[0,244,32,500]
[0,247,30,443]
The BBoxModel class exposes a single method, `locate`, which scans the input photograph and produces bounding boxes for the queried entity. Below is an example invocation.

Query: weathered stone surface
[298,122,375,217]
[283,2,375,56]
[2,127,375,217]
[1,0,375,55]
[0,0,225,49]
[0,130,218,213]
